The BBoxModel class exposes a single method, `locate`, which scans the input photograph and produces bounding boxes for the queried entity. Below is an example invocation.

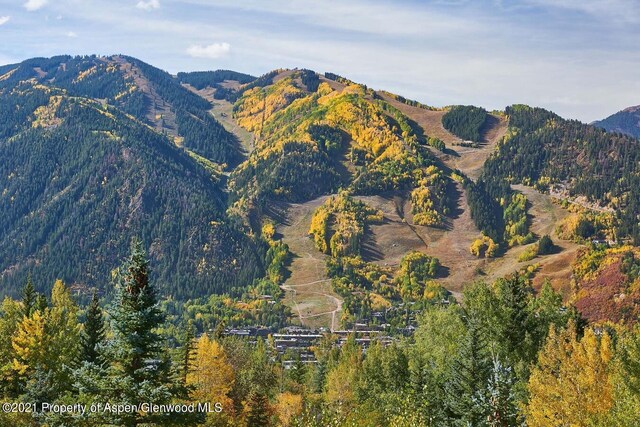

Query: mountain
[481,104,640,243]
[0,55,246,165]
[2,55,640,328]
[228,70,450,220]
[0,55,263,298]
[593,105,640,138]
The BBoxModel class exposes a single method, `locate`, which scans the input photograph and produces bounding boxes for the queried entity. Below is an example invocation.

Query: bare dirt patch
[354,188,479,298]
[272,69,297,84]
[318,76,348,93]
[270,196,343,330]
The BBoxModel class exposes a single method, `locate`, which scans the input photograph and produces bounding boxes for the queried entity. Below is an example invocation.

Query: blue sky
[0,0,639,122]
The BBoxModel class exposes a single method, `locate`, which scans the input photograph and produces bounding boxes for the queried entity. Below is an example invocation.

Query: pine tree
[288,352,306,386]
[103,239,194,426]
[81,291,105,365]
[180,322,195,385]
[213,319,226,341]
[494,274,533,365]
[35,294,48,313]
[478,357,522,427]
[22,274,36,318]
[109,239,164,382]
[444,315,492,426]
[245,390,272,427]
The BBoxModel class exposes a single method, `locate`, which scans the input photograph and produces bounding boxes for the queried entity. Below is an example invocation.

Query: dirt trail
[274,196,343,331]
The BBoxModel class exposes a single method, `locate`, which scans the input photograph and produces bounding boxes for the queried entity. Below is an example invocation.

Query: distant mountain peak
[594,105,640,138]
[622,105,640,113]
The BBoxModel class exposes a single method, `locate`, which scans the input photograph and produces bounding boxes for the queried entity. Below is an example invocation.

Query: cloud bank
[186,42,231,59]
[24,0,48,12]
[136,0,160,11]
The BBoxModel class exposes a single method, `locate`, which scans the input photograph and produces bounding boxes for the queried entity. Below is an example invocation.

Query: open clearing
[378,91,508,180]
[473,186,580,298]
[182,84,255,154]
[270,196,344,330]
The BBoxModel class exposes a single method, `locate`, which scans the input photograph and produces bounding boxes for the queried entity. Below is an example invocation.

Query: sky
[0,0,639,122]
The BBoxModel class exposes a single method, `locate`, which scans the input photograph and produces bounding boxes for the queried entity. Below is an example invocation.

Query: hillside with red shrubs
[573,246,640,324]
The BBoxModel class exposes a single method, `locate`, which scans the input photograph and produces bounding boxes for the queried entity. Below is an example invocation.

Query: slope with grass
[267,196,342,330]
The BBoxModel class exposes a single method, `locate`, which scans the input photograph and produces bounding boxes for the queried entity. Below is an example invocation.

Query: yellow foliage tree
[275,392,303,427]
[325,339,362,416]
[187,334,236,421]
[12,280,81,388]
[0,298,23,381]
[470,238,485,257]
[12,309,50,376]
[262,222,276,241]
[526,323,614,426]
[470,236,499,258]
[48,280,82,374]
[309,206,330,254]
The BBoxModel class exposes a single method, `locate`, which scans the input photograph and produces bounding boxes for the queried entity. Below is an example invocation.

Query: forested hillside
[0,57,262,299]
[1,55,640,426]
[0,55,243,165]
[478,104,640,243]
[2,245,639,426]
[442,105,488,142]
[229,71,450,225]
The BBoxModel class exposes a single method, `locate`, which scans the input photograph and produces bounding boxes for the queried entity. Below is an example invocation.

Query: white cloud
[186,42,231,59]
[66,31,77,38]
[136,0,160,11]
[24,0,48,12]
[0,16,10,26]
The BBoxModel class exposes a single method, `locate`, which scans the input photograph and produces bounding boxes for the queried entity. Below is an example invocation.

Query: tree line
[2,242,638,425]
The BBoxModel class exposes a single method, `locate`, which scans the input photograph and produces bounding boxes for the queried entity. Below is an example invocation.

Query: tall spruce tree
[35,294,48,314]
[181,322,195,385]
[103,239,197,426]
[494,274,533,365]
[22,274,36,318]
[477,357,523,427]
[444,315,492,426]
[81,291,106,365]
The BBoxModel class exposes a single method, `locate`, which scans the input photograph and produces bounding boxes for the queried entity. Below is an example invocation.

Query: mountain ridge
[593,104,640,138]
